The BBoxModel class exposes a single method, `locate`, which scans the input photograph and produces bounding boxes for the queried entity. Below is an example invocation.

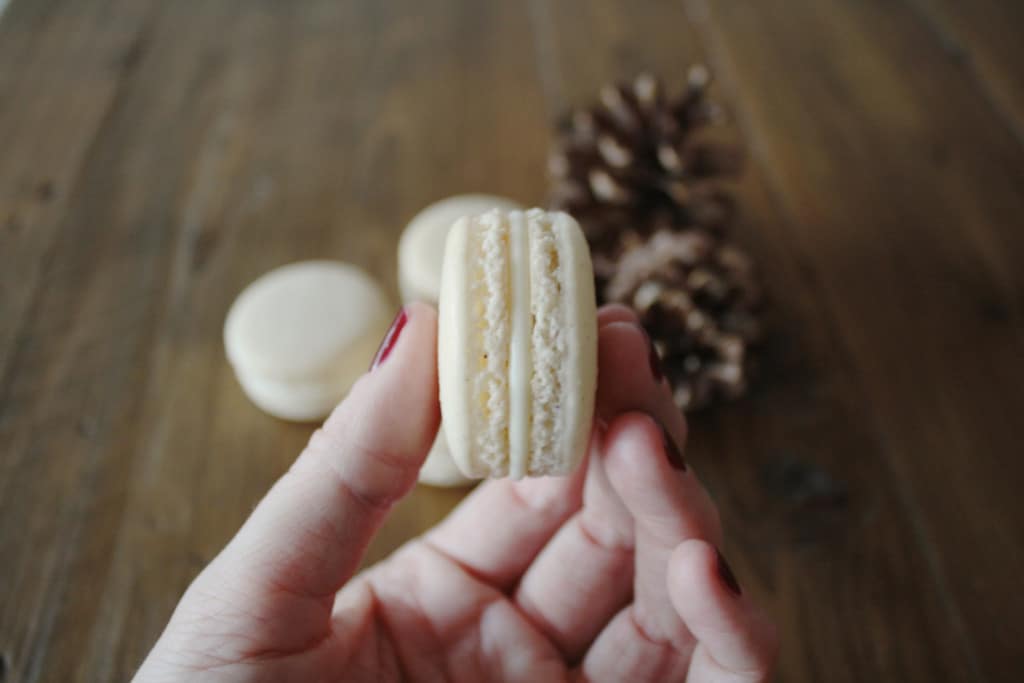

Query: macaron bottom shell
[231,365,352,422]
[417,430,476,488]
[399,194,523,304]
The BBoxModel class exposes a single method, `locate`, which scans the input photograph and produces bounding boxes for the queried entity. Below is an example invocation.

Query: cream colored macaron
[438,209,598,479]
[399,194,522,304]
[224,261,391,421]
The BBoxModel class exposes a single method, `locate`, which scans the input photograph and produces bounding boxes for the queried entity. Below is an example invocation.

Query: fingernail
[658,419,686,471]
[716,549,742,596]
[370,308,408,370]
[641,327,664,382]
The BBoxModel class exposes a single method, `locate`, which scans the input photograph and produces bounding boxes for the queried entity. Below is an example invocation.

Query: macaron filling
[465,210,576,477]
[527,213,569,474]
[468,211,512,474]
[508,211,533,479]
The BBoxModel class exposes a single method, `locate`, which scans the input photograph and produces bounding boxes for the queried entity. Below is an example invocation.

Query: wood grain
[687,0,1024,678]
[908,0,1024,135]
[0,0,540,679]
[1,0,1022,681]
[534,0,980,679]
[0,0,159,409]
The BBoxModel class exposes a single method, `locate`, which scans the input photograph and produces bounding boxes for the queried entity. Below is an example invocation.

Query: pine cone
[549,67,742,284]
[604,230,763,411]
[549,68,765,412]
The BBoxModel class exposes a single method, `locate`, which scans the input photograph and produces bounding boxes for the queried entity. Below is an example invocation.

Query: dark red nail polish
[659,420,686,471]
[716,549,742,596]
[370,308,408,370]
[642,327,664,382]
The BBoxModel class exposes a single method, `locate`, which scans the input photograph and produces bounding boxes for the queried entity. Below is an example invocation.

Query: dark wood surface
[1,1,1022,680]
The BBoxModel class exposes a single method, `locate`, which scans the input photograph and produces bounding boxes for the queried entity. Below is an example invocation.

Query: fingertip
[326,301,440,450]
[597,320,646,365]
[602,413,662,486]
[668,539,746,611]
[596,323,686,446]
[670,537,714,566]
[603,410,657,447]
[598,303,640,327]
[667,539,718,605]
[368,301,438,379]
[666,539,731,647]
[668,541,779,679]
[602,412,685,484]
[405,299,440,325]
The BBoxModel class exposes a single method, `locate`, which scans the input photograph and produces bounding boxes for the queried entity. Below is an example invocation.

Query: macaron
[416,433,474,487]
[224,261,391,421]
[438,208,598,479]
[399,194,522,487]
[399,194,522,303]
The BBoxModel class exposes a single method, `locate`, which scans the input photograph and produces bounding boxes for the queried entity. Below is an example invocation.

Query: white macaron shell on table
[438,208,598,479]
[231,367,365,423]
[224,260,392,422]
[399,194,522,303]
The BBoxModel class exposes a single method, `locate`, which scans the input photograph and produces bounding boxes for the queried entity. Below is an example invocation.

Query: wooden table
[2,0,1022,680]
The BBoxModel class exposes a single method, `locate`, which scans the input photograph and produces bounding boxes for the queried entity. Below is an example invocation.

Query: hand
[135,303,777,682]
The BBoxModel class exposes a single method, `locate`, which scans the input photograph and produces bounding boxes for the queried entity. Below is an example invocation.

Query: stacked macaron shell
[439,209,598,478]
[399,194,522,304]
[224,261,391,421]
[399,194,522,487]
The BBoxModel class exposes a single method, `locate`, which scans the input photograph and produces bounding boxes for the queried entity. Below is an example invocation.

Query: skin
[135,303,778,682]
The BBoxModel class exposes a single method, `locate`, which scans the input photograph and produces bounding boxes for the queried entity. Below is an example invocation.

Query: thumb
[214,302,439,600]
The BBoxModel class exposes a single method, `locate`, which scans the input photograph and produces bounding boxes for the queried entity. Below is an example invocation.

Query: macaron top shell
[399,194,522,303]
[224,261,390,382]
[439,209,597,479]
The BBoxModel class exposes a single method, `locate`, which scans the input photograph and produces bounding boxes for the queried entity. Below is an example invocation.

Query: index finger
[210,303,440,600]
